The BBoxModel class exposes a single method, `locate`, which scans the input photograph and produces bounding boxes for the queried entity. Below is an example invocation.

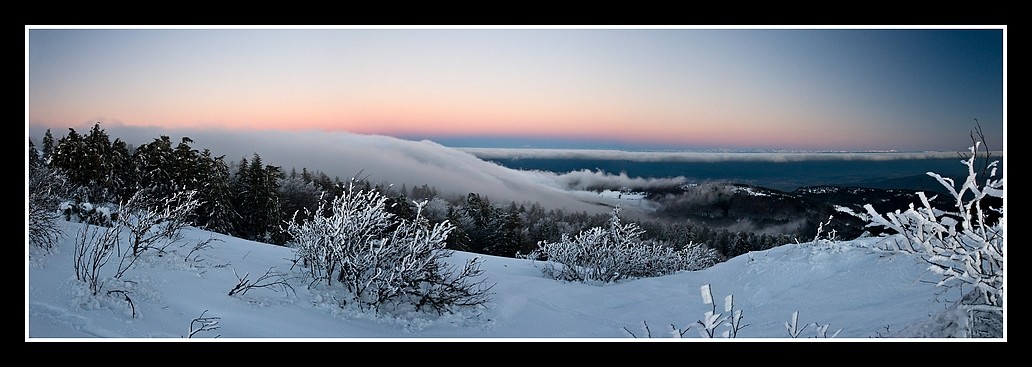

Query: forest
[29,123,808,263]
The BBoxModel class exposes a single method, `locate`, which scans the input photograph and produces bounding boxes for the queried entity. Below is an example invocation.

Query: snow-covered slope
[27,219,975,340]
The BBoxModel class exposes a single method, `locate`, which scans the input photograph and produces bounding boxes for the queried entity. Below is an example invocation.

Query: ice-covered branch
[864,129,1003,337]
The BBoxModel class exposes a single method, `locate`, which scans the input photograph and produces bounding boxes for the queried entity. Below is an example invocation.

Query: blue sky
[27,26,1005,151]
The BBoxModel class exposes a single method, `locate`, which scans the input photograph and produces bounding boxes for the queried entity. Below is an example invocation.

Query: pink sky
[27,27,1004,151]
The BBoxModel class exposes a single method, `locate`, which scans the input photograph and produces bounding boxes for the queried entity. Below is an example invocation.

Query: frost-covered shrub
[527,208,719,283]
[286,182,493,314]
[72,222,127,296]
[865,135,1003,337]
[65,188,201,319]
[117,189,201,256]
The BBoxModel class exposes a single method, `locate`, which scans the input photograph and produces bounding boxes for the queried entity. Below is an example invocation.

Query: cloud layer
[461,147,1004,162]
[32,124,614,214]
[524,169,687,192]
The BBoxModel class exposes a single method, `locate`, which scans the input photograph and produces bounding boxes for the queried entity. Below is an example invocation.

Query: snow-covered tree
[278,168,322,227]
[40,129,55,164]
[49,124,126,205]
[194,150,238,235]
[132,136,177,200]
[865,127,1003,337]
[286,181,493,314]
[231,154,283,243]
[449,193,525,257]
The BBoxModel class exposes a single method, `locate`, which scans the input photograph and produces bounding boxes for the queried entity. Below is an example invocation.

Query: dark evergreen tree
[110,138,134,203]
[411,184,438,201]
[196,150,238,235]
[451,193,527,257]
[28,139,40,170]
[445,206,473,252]
[51,127,86,201]
[385,192,416,223]
[493,207,526,256]
[311,171,336,196]
[230,156,252,238]
[459,193,493,254]
[132,135,177,200]
[231,154,284,244]
[172,137,202,190]
[84,124,114,195]
[41,129,55,164]
[49,123,122,204]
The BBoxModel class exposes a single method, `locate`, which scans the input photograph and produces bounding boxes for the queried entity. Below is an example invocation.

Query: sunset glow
[27,27,1005,151]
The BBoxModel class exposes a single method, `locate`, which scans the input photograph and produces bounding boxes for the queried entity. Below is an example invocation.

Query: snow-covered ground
[26,218,997,340]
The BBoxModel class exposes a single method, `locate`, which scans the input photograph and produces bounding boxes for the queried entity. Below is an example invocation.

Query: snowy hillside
[27,218,984,340]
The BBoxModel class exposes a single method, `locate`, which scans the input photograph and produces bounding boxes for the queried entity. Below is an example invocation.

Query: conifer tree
[41,129,55,164]
[110,138,134,203]
[132,135,176,200]
[173,137,202,190]
[230,156,252,238]
[49,123,122,203]
[278,167,321,228]
[231,153,284,243]
[196,150,238,235]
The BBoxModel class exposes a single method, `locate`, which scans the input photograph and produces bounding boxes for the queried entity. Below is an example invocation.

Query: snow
[731,186,770,197]
[834,205,870,221]
[562,189,659,213]
[27,219,1003,341]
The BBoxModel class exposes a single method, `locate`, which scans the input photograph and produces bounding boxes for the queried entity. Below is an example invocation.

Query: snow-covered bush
[286,182,493,314]
[73,223,120,295]
[65,188,203,319]
[527,208,719,283]
[117,189,201,256]
[865,133,1003,337]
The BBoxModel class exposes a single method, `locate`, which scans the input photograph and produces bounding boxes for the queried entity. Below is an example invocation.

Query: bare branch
[106,290,136,319]
[186,310,221,338]
[228,267,296,297]
[186,236,223,263]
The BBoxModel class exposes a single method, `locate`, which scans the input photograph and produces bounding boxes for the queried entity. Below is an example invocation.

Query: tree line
[29,123,795,260]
